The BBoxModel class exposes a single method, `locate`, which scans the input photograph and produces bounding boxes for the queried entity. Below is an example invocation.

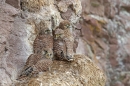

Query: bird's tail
[16,66,33,81]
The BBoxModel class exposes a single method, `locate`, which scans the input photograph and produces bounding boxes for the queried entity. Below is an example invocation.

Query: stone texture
[113,81,124,86]
[1,0,130,86]
[0,2,30,86]
[15,54,106,86]
[6,0,20,8]
[81,0,104,16]
[0,0,86,86]
[20,0,44,12]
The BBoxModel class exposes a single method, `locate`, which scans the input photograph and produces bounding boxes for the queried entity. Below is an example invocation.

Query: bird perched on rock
[22,47,53,71]
[53,28,67,60]
[17,52,53,80]
[53,20,74,61]
[33,27,53,57]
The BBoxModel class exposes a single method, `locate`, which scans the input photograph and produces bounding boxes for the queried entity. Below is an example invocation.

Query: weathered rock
[0,0,83,86]
[113,81,124,86]
[6,0,20,8]
[1,0,130,86]
[81,0,104,16]
[0,2,28,86]
[15,54,106,86]
[20,0,44,12]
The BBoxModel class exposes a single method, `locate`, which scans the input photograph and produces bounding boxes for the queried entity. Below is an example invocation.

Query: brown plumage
[33,28,53,55]
[58,20,71,30]
[17,27,53,80]
[23,47,53,71]
[60,20,74,60]
[23,54,43,70]
[53,20,74,61]
[17,53,53,80]
[53,29,67,60]
[32,58,53,73]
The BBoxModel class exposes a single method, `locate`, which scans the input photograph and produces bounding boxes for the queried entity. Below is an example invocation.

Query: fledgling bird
[32,58,53,73]
[33,27,53,55]
[53,20,74,61]
[53,28,67,60]
[17,52,53,81]
[22,48,53,70]
[23,54,43,71]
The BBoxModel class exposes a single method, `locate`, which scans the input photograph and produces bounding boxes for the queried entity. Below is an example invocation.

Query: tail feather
[17,66,33,80]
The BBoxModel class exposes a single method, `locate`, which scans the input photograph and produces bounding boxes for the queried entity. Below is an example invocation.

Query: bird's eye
[67,25,70,27]
[50,54,52,56]
[45,29,50,32]
[45,50,47,54]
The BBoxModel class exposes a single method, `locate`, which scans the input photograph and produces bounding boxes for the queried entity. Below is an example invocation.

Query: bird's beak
[56,35,58,39]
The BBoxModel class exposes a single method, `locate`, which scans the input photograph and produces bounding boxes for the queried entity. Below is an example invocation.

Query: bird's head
[54,29,65,39]
[42,49,53,59]
[59,20,71,30]
[39,27,52,35]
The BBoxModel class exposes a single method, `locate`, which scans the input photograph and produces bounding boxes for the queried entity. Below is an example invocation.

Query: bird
[22,47,53,70]
[33,27,53,56]
[53,28,67,60]
[53,20,74,61]
[32,58,53,73]
[17,52,53,81]
[22,54,43,71]
[17,27,54,80]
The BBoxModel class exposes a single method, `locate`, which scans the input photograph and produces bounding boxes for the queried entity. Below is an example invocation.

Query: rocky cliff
[0,0,130,86]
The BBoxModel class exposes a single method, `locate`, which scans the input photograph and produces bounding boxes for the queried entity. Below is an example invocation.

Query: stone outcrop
[79,0,130,86]
[1,0,130,86]
[15,54,106,86]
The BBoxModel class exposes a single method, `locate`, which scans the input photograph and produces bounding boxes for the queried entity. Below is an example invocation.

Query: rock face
[79,0,130,86]
[15,54,106,86]
[1,0,130,86]
[0,1,29,86]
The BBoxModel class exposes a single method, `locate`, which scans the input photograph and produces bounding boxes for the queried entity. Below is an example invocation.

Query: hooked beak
[56,35,59,39]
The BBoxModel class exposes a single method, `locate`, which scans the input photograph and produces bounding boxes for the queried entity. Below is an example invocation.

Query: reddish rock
[109,38,118,44]
[61,8,73,20]
[119,14,130,25]
[6,0,20,8]
[123,56,130,63]
[81,0,89,14]
[95,39,108,50]
[89,19,102,32]
[121,5,130,12]
[113,81,124,86]
[104,0,120,18]
[101,29,109,39]
[123,74,130,86]
[0,1,28,85]
[109,57,118,67]
[104,1,111,18]
[81,22,95,42]
[126,27,130,32]
[125,63,130,70]
[123,56,130,70]
[89,2,104,16]
[109,44,119,54]
[81,0,105,16]
[2,3,20,17]
[124,44,130,56]
[75,22,82,30]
